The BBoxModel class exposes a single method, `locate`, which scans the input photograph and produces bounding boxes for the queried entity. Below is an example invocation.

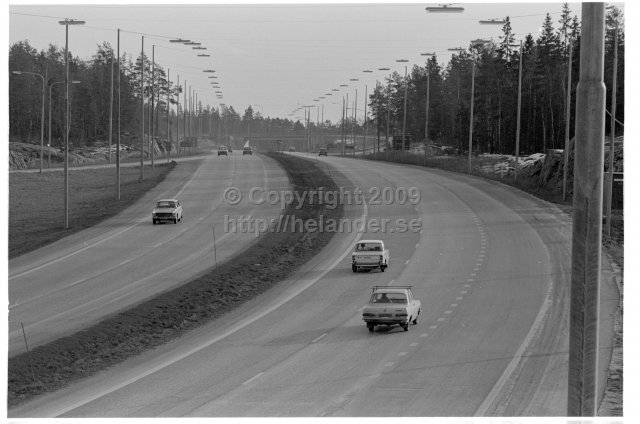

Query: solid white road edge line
[473,276,555,416]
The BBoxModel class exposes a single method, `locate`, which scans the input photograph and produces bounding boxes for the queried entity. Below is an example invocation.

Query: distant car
[218,146,228,156]
[152,199,183,225]
[243,146,253,155]
[362,286,421,332]
[318,148,327,156]
[228,148,233,153]
[288,147,296,152]
[352,240,389,272]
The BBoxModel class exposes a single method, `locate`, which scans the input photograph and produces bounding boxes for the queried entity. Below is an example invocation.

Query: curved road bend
[9,152,289,356]
[10,154,618,417]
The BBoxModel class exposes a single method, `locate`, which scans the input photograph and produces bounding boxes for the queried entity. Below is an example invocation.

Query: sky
[5,1,610,124]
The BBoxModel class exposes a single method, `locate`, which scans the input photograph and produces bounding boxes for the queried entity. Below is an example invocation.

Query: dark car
[319,148,327,156]
[218,146,228,156]
[228,148,233,153]
[243,147,252,155]
[288,147,296,152]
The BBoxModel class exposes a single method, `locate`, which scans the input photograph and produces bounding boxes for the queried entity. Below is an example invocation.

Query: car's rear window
[370,292,407,304]
[157,201,175,208]
[356,243,383,251]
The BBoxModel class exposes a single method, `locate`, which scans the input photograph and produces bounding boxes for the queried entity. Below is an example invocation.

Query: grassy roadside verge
[9,163,178,259]
[8,153,344,408]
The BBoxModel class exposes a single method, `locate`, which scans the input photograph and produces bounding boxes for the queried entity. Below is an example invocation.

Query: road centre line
[242,372,264,386]
[311,333,327,343]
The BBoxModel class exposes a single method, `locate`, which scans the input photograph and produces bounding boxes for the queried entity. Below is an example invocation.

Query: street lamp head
[471,38,491,46]
[378,67,390,71]
[448,47,466,52]
[350,78,359,81]
[425,4,464,13]
[421,52,436,56]
[396,59,409,63]
[58,19,85,26]
[11,70,22,75]
[71,80,81,84]
[479,18,507,25]
[363,70,373,73]
[169,38,191,43]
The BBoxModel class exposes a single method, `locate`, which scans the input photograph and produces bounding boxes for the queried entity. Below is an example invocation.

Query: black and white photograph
[4,1,629,420]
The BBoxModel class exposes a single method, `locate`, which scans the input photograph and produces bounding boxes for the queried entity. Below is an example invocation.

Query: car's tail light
[362,313,375,317]
[395,312,408,317]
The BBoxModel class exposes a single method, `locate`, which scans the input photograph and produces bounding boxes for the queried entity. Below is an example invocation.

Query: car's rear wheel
[403,324,409,332]
[412,310,420,325]
[380,265,385,272]
[367,323,374,332]
[174,218,178,224]
[352,265,357,273]
[152,219,156,225]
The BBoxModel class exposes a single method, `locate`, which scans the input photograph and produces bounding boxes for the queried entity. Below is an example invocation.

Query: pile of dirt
[7,153,344,407]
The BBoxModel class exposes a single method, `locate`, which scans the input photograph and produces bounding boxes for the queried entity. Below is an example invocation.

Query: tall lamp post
[396,59,409,157]
[449,39,489,173]
[58,18,85,229]
[12,70,46,173]
[420,52,436,165]
[378,68,391,154]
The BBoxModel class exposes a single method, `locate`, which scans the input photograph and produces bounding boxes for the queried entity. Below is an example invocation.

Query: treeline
[8,42,312,148]
[9,5,624,155]
[367,5,624,155]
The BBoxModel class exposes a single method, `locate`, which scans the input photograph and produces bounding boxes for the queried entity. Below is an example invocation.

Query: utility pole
[563,38,574,198]
[116,28,120,199]
[139,35,144,183]
[166,68,170,160]
[604,22,619,236]
[176,75,180,156]
[567,3,606,416]
[363,84,367,157]
[150,44,155,169]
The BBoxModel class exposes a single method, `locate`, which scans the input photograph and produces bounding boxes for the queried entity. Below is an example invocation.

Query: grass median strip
[8,153,344,408]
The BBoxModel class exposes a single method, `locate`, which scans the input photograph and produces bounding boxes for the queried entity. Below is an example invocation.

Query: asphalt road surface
[9,153,618,417]
[8,151,289,356]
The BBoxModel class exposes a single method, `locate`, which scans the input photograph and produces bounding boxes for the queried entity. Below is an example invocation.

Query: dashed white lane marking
[398,352,408,357]
[410,342,419,347]
[464,284,471,288]
[242,372,264,386]
[153,242,163,248]
[415,243,419,248]
[384,362,395,367]
[451,304,458,307]
[312,333,327,343]
[437,317,446,322]
[473,267,480,271]
[467,278,474,282]
[405,259,410,265]
[470,273,477,277]
[444,310,452,314]
[389,279,395,286]
[119,259,130,266]
[420,333,429,338]
[456,297,463,301]
[461,290,468,294]
[429,325,438,329]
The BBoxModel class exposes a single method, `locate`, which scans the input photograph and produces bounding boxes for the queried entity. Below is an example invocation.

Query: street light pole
[562,38,573,197]
[515,40,524,184]
[567,3,606,416]
[604,22,619,236]
[58,18,85,228]
[117,28,120,200]
[421,52,435,165]
[139,35,144,183]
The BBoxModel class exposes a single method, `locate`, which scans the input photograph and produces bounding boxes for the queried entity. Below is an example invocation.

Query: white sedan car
[362,286,421,332]
[152,199,183,224]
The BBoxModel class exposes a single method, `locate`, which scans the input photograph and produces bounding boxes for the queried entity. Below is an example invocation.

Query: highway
[9,153,618,417]
[8,151,289,356]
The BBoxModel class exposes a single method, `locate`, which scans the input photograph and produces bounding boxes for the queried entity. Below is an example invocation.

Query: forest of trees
[367,5,624,155]
[9,5,624,156]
